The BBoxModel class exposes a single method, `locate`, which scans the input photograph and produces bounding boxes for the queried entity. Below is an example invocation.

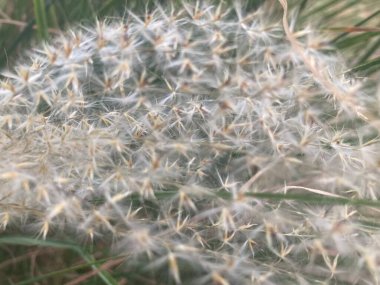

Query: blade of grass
[322,0,357,23]
[330,9,380,44]
[117,189,380,208]
[298,0,308,13]
[15,256,123,285]
[0,0,55,68]
[346,56,380,74]
[47,3,59,28]
[33,0,48,40]
[326,27,380,33]
[356,37,380,63]
[0,237,118,285]
[335,32,380,50]
[245,192,380,207]
[65,257,125,285]
[300,0,339,20]
[0,19,35,68]
[99,0,124,16]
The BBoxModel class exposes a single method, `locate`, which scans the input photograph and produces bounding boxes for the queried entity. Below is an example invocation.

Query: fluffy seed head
[1,1,380,284]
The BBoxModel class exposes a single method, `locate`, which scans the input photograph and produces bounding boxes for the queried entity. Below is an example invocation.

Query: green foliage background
[0,0,379,75]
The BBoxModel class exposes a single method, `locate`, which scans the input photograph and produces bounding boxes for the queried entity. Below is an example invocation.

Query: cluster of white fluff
[1,1,380,284]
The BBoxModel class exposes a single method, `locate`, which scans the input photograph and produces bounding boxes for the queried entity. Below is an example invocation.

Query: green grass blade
[346,56,380,74]
[330,9,380,44]
[300,0,338,20]
[33,0,49,40]
[335,32,380,50]
[322,0,357,22]
[144,189,380,208]
[356,37,380,63]
[47,3,59,28]
[0,237,119,285]
[15,256,120,285]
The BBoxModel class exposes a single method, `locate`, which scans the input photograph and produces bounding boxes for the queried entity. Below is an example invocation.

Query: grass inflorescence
[1,0,380,284]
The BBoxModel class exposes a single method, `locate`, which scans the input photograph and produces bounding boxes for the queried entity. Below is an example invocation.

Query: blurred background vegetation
[0,0,379,284]
[0,0,379,76]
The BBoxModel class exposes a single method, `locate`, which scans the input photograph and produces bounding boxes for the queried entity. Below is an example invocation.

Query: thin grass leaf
[99,0,126,16]
[356,37,380,63]
[300,0,345,21]
[330,9,380,43]
[335,32,380,50]
[0,237,119,285]
[33,0,48,40]
[346,56,380,74]
[322,0,358,23]
[125,190,380,209]
[15,256,119,285]
[327,27,380,33]
[298,0,308,13]
[47,3,59,28]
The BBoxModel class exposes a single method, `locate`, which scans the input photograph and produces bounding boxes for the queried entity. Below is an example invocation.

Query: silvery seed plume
[1,1,380,284]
